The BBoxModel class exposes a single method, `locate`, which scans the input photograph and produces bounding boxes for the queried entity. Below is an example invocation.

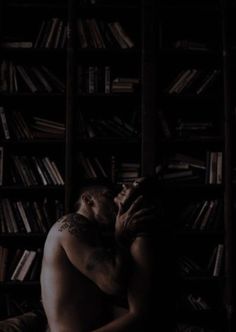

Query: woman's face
[114,177,146,207]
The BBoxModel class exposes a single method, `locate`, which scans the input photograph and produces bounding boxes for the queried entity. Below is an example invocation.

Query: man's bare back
[41,213,120,332]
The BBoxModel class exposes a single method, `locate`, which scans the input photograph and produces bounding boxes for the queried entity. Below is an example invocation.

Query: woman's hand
[115,195,156,244]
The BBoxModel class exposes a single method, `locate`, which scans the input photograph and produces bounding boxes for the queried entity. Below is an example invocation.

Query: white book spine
[0,107,10,139]
[11,250,31,280]
[213,244,224,277]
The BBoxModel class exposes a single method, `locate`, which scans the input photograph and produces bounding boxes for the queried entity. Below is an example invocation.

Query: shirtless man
[40,178,156,332]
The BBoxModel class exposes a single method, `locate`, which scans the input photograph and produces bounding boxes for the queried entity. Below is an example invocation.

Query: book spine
[0,107,10,139]
[11,250,31,280]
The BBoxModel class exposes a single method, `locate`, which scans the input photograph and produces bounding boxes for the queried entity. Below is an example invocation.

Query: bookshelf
[144,0,235,331]
[69,0,143,205]
[0,0,144,321]
[0,0,67,318]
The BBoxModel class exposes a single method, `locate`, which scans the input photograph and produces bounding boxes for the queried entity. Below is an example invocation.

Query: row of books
[0,247,42,282]
[0,60,65,93]
[157,109,218,140]
[77,65,140,94]
[1,18,134,50]
[34,18,68,49]
[78,113,138,139]
[178,244,224,278]
[78,153,140,183]
[0,107,65,140]
[183,293,211,311]
[177,199,223,231]
[176,324,216,332]
[1,18,68,50]
[0,198,63,234]
[8,154,64,187]
[166,68,220,95]
[175,119,215,138]
[156,152,222,184]
[77,18,134,49]
[173,39,210,51]
[0,106,139,141]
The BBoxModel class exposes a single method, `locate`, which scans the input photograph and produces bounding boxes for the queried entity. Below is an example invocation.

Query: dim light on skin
[114,177,146,208]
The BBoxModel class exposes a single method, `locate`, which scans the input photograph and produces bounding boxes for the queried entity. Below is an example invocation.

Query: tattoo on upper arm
[57,214,93,239]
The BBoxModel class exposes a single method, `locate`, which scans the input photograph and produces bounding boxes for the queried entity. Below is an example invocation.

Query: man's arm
[59,218,129,296]
[91,236,154,332]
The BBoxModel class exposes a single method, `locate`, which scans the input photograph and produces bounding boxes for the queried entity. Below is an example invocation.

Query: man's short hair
[75,177,116,209]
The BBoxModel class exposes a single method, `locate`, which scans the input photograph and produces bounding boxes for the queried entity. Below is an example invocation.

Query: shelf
[159,48,221,59]
[77,3,140,10]
[158,3,220,13]
[0,92,65,98]
[158,136,224,147]
[0,139,65,145]
[0,185,65,193]
[0,281,40,288]
[76,48,140,56]
[180,276,225,283]
[0,47,66,56]
[0,233,46,239]
[176,230,224,238]
[6,2,67,10]
[77,137,140,146]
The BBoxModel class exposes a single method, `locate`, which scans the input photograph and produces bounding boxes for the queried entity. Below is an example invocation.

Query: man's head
[76,176,160,227]
[76,178,117,226]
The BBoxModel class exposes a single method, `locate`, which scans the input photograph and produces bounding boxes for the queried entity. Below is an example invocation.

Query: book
[10,250,31,280]
[54,20,64,48]
[3,198,18,233]
[40,65,65,92]
[216,151,223,184]
[196,69,220,95]
[174,39,209,51]
[0,107,10,140]
[45,18,61,48]
[16,201,32,233]
[208,151,218,184]
[30,67,53,93]
[0,247,9,281]
[191,200,209,230]
[34,20,46,48]
[77,19,89,48]
[11,201,28,233]
[0,147,3,185]
[50,160,64,185]
[199,200,217,230]
[42,157,60,185]
[1,41,33,48]
[16,65,38,93]
[11,250,37,281]
[112,22,134,48]
[168,69,192,94]
[107,22,128,49]
[213,244,224,277]
[32,201,48,233]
